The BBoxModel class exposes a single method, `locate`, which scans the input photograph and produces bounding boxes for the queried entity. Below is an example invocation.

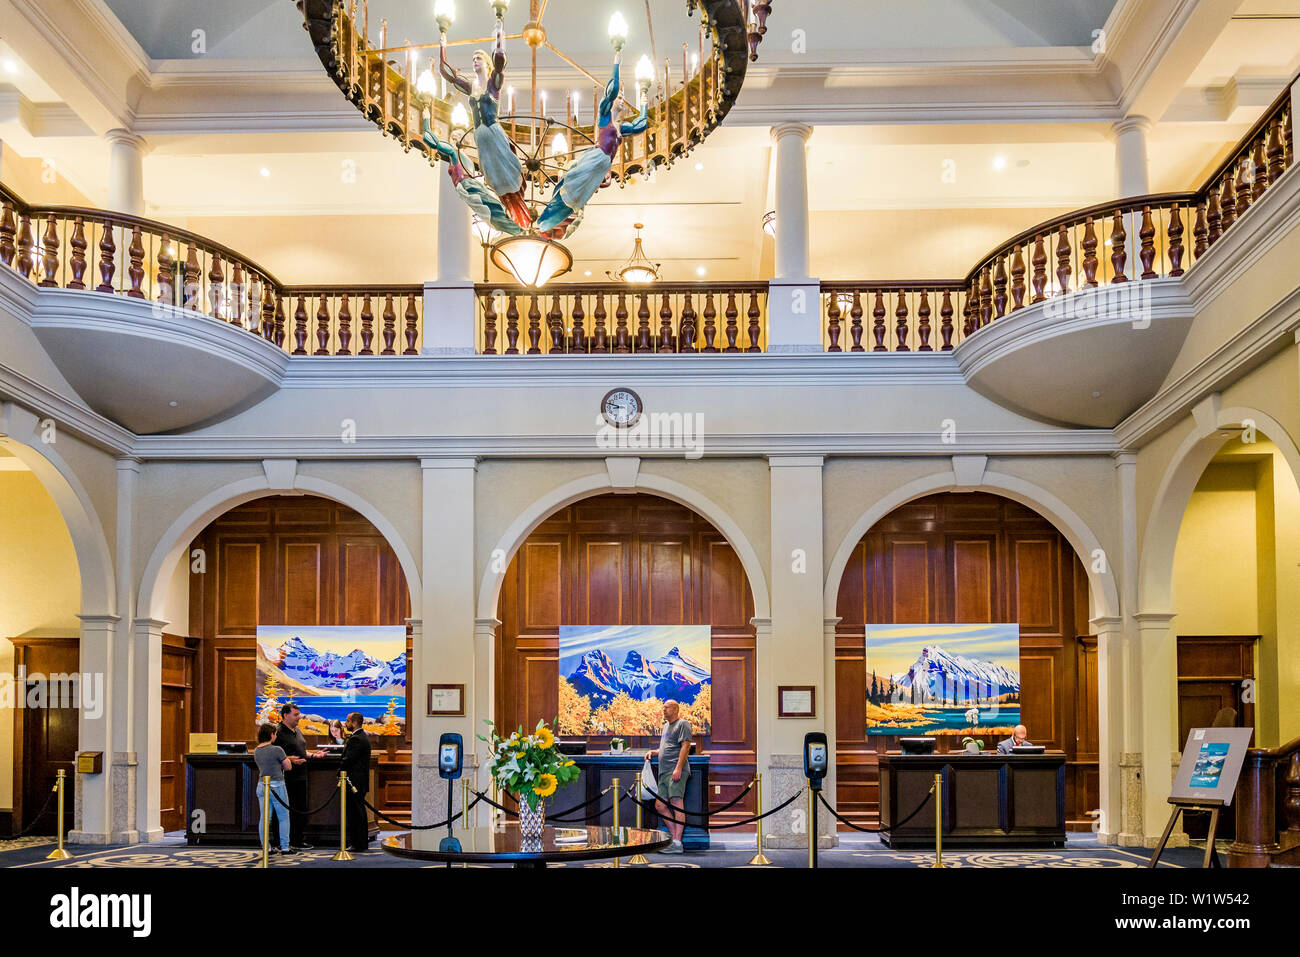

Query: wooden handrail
[1229,732,1300,867]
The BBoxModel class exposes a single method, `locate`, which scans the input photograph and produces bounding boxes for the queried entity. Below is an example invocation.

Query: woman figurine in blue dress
[421,114,523,238]
[439,20,531,229]
[534,49,648,238]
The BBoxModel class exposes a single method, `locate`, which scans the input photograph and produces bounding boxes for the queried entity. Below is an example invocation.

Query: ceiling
[1,0,1295,284]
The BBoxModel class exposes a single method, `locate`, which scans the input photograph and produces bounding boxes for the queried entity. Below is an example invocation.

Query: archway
[831,490,1099,831]
[492,491,760,824]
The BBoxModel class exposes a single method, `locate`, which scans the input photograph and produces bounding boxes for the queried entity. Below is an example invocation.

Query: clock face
[601,388,642,428]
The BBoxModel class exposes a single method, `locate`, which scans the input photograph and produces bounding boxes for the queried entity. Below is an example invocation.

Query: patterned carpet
[0,833,1203,868]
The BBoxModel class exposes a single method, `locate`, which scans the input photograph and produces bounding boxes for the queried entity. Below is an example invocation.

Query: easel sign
[1148,726,1254,869]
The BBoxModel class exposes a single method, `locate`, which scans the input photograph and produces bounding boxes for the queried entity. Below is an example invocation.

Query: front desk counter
[185,752,378,846]
[877,751,1067,848]
[552,752,710,850]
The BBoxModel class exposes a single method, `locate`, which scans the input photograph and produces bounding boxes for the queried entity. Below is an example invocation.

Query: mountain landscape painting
[255,625,407,737]
[864,623,1020,736]
[559,625,711,736]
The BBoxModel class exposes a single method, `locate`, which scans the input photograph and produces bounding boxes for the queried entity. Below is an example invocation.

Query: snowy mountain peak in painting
[566,644,709,706]
[893,645,1019,700]
[270,636,406,693]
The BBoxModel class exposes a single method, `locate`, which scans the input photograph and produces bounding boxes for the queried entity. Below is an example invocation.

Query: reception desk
[552,753,711,850]
[185,752,378,846]
[877,752,1066,848]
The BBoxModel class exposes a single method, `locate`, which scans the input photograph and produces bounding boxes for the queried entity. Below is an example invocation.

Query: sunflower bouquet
[479,718,581,812]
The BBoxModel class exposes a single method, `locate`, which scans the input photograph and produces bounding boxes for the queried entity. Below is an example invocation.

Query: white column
[1091,615,1123,844]
[422,172,477,355]
[108,457,139,844]
[133,617,165,842]
[106,129,147,216]
[69,613,120,845]
[1112,116,1151,199]
[413,457,478,825]
[767,122,821,353]
[1114,452,1146,845]
[1136,611,1183,847]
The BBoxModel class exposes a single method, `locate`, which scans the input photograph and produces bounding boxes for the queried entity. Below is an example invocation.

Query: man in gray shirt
[646,699,692,854]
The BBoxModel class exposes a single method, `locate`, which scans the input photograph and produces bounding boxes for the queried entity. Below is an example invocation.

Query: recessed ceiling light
[694,162,703,171]
[992,155,1007,171]
[583,270,592,276]
[696,266,707,276]
[2,60,18,75]
[169,400,179,407]
[259,167,271,177]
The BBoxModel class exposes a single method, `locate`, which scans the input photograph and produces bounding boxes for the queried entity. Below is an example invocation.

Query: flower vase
[518,797,546,837]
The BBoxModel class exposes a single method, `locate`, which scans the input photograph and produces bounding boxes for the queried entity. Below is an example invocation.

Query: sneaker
[660,841,682,855]
[280,847,298,856]
[290,843,313,851]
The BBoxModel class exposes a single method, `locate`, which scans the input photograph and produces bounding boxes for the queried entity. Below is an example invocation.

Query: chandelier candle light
[480,718,580,838]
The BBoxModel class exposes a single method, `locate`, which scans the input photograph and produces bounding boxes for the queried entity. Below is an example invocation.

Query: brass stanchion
[611,776,621,869]
[627,784,649,865]
[807,785,815,869]
[44,769,72,861]
[930,771,944,869]
[490,777,500,829]
[259,774,271,869]
[332,771,353,862]
[460,778,470,868]
[747,774,770,866]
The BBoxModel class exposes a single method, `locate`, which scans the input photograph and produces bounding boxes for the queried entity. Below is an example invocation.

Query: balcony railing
[0,74,1293,359]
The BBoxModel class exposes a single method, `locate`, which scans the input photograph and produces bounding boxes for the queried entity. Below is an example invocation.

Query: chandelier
[608,223,660,284]
[300,0,772,286]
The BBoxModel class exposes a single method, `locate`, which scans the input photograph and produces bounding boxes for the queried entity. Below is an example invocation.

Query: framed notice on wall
[427,684,465,717]
[778,686,816,718]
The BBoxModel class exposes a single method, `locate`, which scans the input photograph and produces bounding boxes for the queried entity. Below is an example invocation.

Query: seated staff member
[996,724,1032,753]
[338,711,373,852]
[253,723,294,856]
[646,699,692,855]
[273,703,328,850]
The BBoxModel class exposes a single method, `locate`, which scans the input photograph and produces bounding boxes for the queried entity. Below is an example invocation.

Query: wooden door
[9,637,79,835]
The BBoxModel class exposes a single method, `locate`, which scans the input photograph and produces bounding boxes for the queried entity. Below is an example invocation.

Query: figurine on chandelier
[421,116,524,238]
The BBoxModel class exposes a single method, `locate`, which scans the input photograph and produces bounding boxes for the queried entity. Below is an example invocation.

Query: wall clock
[600,388,643,428]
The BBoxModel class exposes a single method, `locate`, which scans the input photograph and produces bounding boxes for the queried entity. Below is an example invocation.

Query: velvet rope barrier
[645,784,804,830]
[815,787,933,832]
[269,784,339,818]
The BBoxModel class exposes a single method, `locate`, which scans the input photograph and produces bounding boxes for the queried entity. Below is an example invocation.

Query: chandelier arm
[543,42,637,113]
[536,0,549,27]
[369,35,524,57]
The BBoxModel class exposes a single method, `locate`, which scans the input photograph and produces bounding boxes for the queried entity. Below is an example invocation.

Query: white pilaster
[1135,611,1183,847]
[1112,116,1151,200]
[423,168,477,356]
[69,613,120,844]
[1114,451,1147,846]
[133,617,166,842]
[109,457,139,843]
[1091,614,1123,844]
[767,122,821,353]
[105,129,147,216]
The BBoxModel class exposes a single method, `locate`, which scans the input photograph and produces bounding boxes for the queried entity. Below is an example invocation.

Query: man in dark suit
[339,711,373,852]
[274,703,326,849]
[997,724,1031,754]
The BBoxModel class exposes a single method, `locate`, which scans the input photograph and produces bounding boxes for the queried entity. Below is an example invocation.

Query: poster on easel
[1170,727,1255,805]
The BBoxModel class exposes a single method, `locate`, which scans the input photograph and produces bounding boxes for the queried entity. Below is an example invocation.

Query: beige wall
[1172,462,1259,637]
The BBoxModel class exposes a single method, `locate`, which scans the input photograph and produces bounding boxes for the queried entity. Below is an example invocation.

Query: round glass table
[382,822,671,868]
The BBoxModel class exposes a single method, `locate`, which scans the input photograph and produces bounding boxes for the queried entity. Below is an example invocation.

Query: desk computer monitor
[899,737,936,755]
[1011,745,1045,755]
[558,741,587,756]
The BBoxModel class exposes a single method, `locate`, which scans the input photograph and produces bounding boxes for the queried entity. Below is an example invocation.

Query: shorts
[657,769,688,801]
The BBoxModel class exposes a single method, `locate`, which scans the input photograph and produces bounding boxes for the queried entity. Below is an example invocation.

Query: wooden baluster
[15,214,34,279]
[1234,157,1251,217]
[39,214,60,287]
[526,293,542,354]
[1054,225,1071,295]
[723,291,740,352]
[1139,206,1157,279]
[505,293,520,354]
[1010,246,1026,311]
[1219,173,1236,231]
[1030,234,1047,303]
[292,295,309,354]
[591,292,609,353]
[273,294,286,348]
[1266,115,1286,185]
[917,290,932,351]
[636,291,653,352]
[337,294,353,354]
[1109,210,1128,283]
[403,294,419,354]
[230,263,245,326]
[1081,218,1099,288]
[1285,752,1300,835]
[359,294,375,354]
[261,282,276,341]
[547,294,565,353]
[127,226,145,298]
[155,234,173,301]
[849,292,864,352]
[701,292,718,353]
[571,294,587,353]
[1252,136,1268,201]
[614,292,631,353]
[938,290,954,352]
[894,290,910,351]
[871,290,887,351]
[1286,106,1295,169]
[314,295,332,354]
[746,291,761,352]
[979,266,993,328]
[657,292,674,352]
[1192,200,1208,260]
[207,252,223,313]
[1167,203,1185,277]
[962,282,976,337]
[1206,189,1222,245]
[184,244,201,308]
[68,217,88,290]
[992,256,1008,319]
[679,292,697,353]
[826,294,842,352]
[480,293,498,354]
[380,293,397,355]
[0,200,15,266]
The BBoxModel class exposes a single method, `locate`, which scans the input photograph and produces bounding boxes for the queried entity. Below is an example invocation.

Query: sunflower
[533,773,558,798]
[535,726,555,750]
